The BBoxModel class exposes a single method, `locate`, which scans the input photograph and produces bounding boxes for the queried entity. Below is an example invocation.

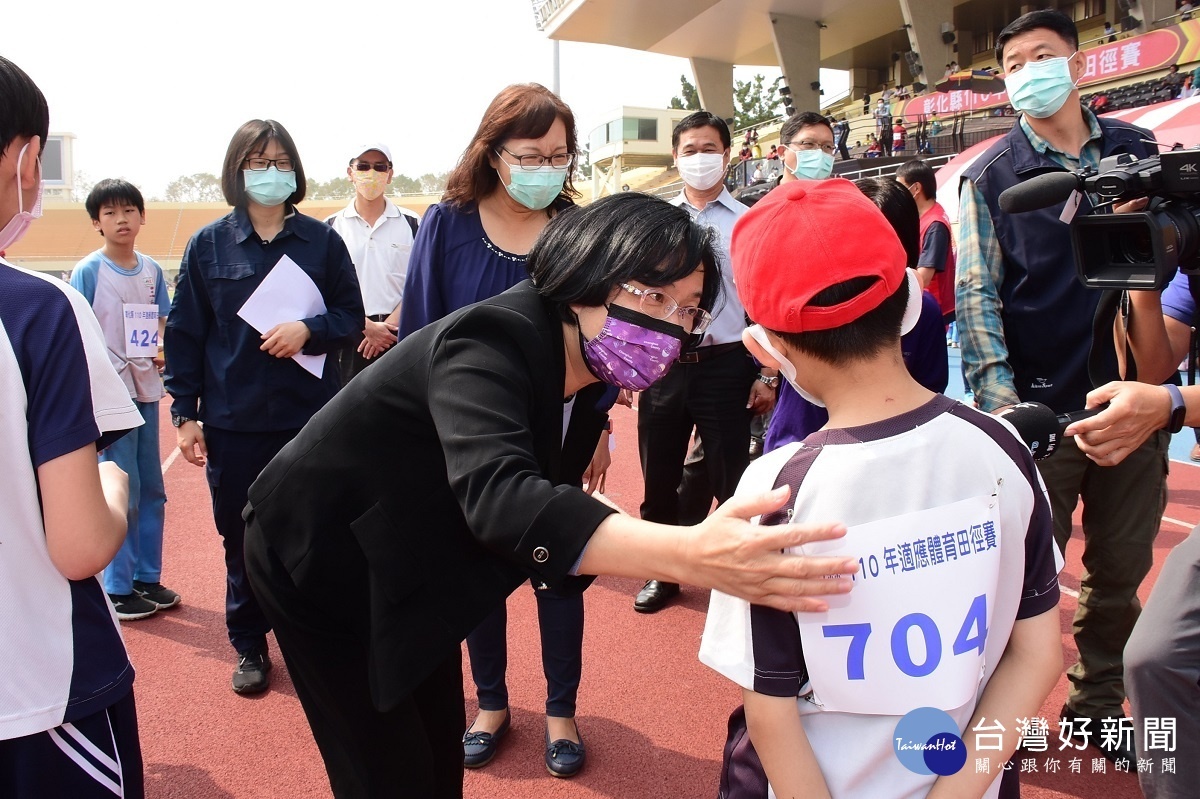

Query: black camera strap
[1090,289,1135,387]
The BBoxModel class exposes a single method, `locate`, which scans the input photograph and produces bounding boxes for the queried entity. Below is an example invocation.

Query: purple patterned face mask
[581,303,689,391]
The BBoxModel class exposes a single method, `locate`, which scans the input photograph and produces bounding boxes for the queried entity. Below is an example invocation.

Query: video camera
[997,148,1200,291]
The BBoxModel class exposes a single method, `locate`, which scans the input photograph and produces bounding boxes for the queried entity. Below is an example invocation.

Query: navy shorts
[0,689,143,798]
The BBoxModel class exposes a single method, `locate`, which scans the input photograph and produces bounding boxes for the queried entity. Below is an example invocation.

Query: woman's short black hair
[996,10,1078,66]
[527,192,721,326]
[86,178,145,221]
[0,56,49,161]
[220,119,307,208]
[774,177,918,366]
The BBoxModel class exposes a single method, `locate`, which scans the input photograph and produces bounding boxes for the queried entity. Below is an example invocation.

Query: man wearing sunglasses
[325,143,421,383]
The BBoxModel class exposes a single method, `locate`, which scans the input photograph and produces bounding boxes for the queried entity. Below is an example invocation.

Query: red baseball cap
[731,179,908,333]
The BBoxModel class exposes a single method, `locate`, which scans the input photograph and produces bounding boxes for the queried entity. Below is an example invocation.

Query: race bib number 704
[795,494,1002,716]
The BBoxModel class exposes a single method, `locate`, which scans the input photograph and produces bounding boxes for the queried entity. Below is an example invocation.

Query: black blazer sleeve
[427,307,615,586]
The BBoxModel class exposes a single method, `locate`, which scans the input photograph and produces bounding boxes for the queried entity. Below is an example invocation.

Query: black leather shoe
[1059,703,1137,764]
[634,580,680,613]
[545,727,586,778]
[463,710,510,768]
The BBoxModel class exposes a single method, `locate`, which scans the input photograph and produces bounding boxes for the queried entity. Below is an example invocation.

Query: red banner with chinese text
[896,20,1200,122]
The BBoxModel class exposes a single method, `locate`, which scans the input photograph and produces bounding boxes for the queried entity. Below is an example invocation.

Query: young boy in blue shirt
[71,179,180,620]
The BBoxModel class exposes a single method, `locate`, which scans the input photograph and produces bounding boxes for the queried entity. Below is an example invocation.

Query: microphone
[997,172,1082,214]
[995,402,1107,459]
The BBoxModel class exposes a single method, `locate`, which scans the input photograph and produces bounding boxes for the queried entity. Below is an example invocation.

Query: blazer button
[532,546,550,563]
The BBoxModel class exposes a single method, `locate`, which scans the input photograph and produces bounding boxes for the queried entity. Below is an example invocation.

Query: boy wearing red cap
[699,180,1062,799]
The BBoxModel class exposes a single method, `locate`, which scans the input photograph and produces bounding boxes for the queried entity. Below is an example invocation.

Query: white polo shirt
[671,187,748,347]
[326,199,419,317]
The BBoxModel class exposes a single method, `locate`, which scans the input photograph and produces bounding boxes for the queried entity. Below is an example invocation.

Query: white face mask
[676,152,727,191]
[746,324,827,408]
[0,142,43,252]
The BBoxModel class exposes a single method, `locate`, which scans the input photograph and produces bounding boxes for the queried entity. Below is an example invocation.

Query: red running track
[127,397,1194,798]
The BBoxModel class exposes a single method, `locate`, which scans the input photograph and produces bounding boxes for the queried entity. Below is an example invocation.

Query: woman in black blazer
[243,193,856,799]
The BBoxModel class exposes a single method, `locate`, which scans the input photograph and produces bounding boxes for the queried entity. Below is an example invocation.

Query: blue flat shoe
[463,710,510,768]
[545,726,586,778]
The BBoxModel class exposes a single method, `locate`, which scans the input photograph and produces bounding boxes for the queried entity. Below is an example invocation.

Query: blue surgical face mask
[789,148,835,180]
[243,166,297,207]
[1004,52,1078,119]
[502,165,568,210]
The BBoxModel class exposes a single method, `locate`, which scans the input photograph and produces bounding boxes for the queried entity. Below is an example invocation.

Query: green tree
[418,171,450,194]
[164,173,223,202]
[668,75,700,111]
[392,173,422,194]
[309,177,352,200]
[733,74,779,130]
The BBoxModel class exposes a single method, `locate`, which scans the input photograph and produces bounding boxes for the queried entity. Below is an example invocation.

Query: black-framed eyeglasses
[786,141,837,155]
[496,145,573,171]
[618,283,713,334]
[245,157,295,172]
[353,161,391,173]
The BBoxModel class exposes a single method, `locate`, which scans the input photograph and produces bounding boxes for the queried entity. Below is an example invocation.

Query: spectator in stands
[862,92,871,114]
[1089,93,1111,113]
[71,179,179,622]
[866,139,882,157]
[1182,1,1195,22]
[1104,20,1116,43]
[929,112,944,135]
[752,163,763,182]
[164,119,364,696]
[739,144,752,161]
[833,116,850,160]
[950,60,959,72]
[241,191,858,798]
[957,10,1164,762]
[396,83,601,777]
[0,54,147,799]
[1182,74,1198,99]
[892,118,907,152]
[325,143,419,384]
[944,63,954,79]
[895,160,956,324]
[1164,64,1186,98]
[632,111,776,616]
[873,98,892,156]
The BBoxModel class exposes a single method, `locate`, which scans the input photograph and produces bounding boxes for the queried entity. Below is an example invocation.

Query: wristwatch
[171,414,196,428]
[1163,384,1186,434]
[757,373,780,389]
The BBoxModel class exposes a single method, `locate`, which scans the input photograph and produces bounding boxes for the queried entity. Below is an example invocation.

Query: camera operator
[1066,269,1197,799]
[957,9,1166,762]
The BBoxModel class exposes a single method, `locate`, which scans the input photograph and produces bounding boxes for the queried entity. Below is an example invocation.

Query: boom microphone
[995,401,1106,459]
[997,172,1083,214]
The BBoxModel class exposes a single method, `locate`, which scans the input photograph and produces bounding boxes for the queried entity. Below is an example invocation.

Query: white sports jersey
[700,395,1060,799]
[0,260,142,740]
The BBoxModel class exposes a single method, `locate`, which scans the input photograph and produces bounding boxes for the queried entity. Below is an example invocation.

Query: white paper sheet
[236,255,327,378]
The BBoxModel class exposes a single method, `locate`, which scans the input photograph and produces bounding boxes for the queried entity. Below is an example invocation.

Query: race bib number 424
[795,494,1002,716]
[123,303,159,358]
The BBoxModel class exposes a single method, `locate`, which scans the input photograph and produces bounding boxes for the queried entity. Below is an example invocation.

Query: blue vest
[962,116,1154,412]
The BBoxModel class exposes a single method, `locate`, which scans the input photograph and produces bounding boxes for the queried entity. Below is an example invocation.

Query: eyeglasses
[618,283,713,334]
[496,145,573,171]
[353,161,391,173]
[245,157,295,172]
[786,141,837,155]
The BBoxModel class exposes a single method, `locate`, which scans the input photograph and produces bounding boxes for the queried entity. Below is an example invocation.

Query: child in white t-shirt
[700,179,1062,799]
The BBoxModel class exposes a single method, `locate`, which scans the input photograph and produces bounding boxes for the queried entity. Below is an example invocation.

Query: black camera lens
[1116,227,1155,265]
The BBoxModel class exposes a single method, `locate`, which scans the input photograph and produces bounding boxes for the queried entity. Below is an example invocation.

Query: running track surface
[127,392,1197,799]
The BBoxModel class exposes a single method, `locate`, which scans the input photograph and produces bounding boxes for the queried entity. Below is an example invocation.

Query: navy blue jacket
[165,207,364,431]
[962,116,1155,412]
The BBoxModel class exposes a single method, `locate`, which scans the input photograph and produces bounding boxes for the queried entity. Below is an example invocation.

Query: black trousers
[204,426,299,654]
[245,527,466,799]
[638,347,756,525]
